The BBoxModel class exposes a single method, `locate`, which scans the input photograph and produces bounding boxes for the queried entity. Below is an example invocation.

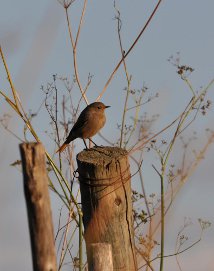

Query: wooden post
[90,243,113,271]
[19,143,57,271]
[77,146,137,271]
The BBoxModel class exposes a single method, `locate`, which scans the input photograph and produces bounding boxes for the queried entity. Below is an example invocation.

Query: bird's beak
[105,105,111,109]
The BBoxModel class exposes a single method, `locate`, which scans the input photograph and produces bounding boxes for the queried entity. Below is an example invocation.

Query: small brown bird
[56,102,110,153]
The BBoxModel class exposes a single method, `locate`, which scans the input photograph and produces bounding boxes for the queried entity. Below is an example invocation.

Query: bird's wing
[72,109,89,131]
[56,108,90,152]
[65,109,89,142]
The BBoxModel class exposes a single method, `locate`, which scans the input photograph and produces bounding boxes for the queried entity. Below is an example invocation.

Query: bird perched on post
[56,102,110,153]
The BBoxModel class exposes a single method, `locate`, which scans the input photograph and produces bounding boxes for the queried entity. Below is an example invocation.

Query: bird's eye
[97,106,101,109]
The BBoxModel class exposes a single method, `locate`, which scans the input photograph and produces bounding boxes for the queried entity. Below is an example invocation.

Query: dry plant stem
[96,0,163,101]
[130,155,151,219]
[46,152,82,220]
[127,99,154,111]
[0,48,40,142]
[57,193,83,270]
[58,220,72,270]
[178,78,214,136]
[174,221,190,271]
[162,100,190,167]
[114,3,131,148]
[53,78,63,171]
[158,98,195,271]
[49,181,70,210]
[58,208,75,270]
[55,207,63,243]
[128,97,195,154]
[0,47,82,224]
[61,96,76,186]
[145,133,214,262]
[145,84,213,269]
[55,208,75,243]
[183,77,195,96]
[43,79,62,169]
[142,98,195,270]
[0,89,38,141]
[1,48,68,197]
[120,78,131,147]
[1,91,75,218]
[0,120,24,142]
[135,246,154,271]
[75,0,87,49]
[44,153,71,201]
[175,240,183,270]
[138,155,153,271]
[65,2,89,105]
[169,96,201,161]
[0,47,19,107]
[167,132,214,212]
[117,38,149,149]
[139,236,202,270]
[129,110,185,154]
[75,74,92,119]
[125,92,144,149]
[59,226,78,270]
[163,83,209,166]
[131,154,154,270]
[2,68,82,257]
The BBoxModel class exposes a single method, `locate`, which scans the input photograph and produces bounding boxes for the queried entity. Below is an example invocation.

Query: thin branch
[138,237,202,270]
[130,155,151,218]
[127,97,157,111]
[96,0,163,101]
[65,4,89,105]
[129,111,184,154]
[0,46,19,108]
[75,0,87,49]
[113,2,132,148]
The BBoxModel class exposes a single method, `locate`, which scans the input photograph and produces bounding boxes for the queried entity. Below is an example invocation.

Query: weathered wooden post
[77,146,136,271]
[19,143,57,271]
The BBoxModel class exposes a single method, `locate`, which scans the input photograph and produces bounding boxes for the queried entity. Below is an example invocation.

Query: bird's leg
[83,139,88,149]
[89,138,99,147]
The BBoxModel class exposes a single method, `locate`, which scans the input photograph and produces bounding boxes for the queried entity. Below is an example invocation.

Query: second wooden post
[19,142,57,271]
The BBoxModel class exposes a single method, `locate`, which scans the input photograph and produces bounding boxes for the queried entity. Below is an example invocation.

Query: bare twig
[64,1,89,105]
[96,0,163,101]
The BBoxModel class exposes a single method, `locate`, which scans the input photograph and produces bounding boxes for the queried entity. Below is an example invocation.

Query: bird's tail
[56,143,68,153]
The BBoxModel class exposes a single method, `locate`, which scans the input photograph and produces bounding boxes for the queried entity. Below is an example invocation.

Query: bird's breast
[82,112,106,139]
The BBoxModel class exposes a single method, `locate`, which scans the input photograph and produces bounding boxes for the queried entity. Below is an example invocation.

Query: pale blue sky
[0,1,214,270]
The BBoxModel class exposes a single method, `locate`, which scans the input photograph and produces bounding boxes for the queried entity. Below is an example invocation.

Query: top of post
[77,146,128,166]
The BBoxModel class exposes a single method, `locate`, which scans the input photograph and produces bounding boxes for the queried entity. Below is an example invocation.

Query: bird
[56,102,110,153]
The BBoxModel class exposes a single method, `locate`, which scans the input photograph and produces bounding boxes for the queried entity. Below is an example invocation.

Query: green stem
[159,171,165,271]
[45,152,71,203]
[183,77,195,96]
[79,213,83,271]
